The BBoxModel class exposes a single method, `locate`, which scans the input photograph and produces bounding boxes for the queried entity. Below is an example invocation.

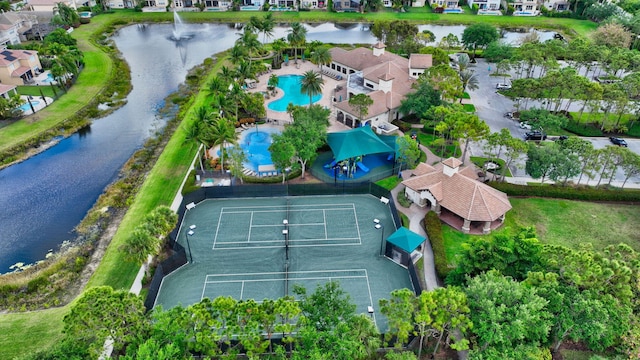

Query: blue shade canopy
[386,227,426,253]
[326,127,395,162]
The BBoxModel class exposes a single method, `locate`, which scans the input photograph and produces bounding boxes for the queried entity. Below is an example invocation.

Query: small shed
[384,227,425,267]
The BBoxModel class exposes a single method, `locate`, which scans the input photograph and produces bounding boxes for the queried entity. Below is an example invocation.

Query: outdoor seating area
[321,68,343,80]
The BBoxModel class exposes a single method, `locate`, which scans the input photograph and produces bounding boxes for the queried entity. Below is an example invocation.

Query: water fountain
[170,11,195,41]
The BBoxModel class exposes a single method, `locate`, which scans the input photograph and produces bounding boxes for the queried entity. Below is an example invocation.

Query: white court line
[323,209,327,240]
[214,242,361,251]
[240,281,245,299]
[364,269,377,325]
[247,211,253,243]
[352,203,362,245]
[212,208,224,250]
[204,275,367,284]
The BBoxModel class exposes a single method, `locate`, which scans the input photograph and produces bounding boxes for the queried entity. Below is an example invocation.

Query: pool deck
[19,95,54,116]
[246,60,351,133]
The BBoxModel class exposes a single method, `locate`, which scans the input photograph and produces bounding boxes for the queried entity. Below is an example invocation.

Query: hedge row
[424,211,449,280]
[488,181,640,202]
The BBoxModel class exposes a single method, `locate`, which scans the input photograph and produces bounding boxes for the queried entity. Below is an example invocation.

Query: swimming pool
[240,128,281,172]
[19,100,41,112]
[41,74,55,83]
[443,7,463,13]
[267,75,322,112]
[240,5,261,10]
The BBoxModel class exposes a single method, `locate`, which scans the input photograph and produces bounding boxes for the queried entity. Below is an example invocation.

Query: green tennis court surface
[154,195,412,331]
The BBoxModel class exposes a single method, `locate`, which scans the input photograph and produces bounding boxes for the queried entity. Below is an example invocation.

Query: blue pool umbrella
[385,227,425,253]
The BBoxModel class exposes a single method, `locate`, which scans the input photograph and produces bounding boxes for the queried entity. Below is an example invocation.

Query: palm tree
[207,76,227,95]
[459,69,479,96]
[300,70,324,106]
[238,29,261,68]
[210,117,238,174]
[311,47,332,78]
[184,117,212,171]
[287,22,307,64]
[268,74,279,96]
[229,44,246,66]
[260,13,275,44]
[271,38,287,66]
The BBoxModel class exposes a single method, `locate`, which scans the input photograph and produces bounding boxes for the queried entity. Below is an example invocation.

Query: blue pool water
[19,100,40,112]
[240,128,281,172]
[443,8,462,13]
[240,5,261,10]
[41,74,55,83]
[267,75,322,112]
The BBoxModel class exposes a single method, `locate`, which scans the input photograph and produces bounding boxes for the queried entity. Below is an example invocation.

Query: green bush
[424,211,449,280]
[397,188,411,208]
[563,122,603,137]
[488,181,640,202]
[627,122,640,137]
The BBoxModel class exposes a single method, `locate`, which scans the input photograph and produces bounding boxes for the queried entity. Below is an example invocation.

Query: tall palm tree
[287,22,307,64]
[207,76,227,96]
[184,118,212,171]
[271,38,287,66]
[219,66,235,83]
[238,29,261,68]
[459,69,479,95]
[229,44,246,66]
[228,83,245,121]
[261,13,275,44]
[210,117,238,174]
[268,74,279,96]
[311,47,332,78]
[300,70,324,106]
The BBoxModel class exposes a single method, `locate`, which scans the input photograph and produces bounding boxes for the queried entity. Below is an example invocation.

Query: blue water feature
[267,75,322,111]
[42,74,55,83]
[19,100,40,112]
[240,128,280,172]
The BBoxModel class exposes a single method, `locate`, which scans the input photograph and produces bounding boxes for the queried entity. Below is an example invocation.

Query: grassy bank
[0,306,67,359]
[443,197,640,265]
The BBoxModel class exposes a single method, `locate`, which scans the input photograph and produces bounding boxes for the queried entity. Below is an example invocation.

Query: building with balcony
[328,42,432,134]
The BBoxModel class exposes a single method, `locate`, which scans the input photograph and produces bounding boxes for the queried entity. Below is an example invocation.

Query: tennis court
[154,195,413,331]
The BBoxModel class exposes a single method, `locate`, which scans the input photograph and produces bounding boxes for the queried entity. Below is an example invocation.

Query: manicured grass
[462,103,475,112]
[416,132,460,158]
[16,85,59,98]
[442,198,640,267]
[376,176,403,190]
[470,156,512,177]
[0,306,67,359]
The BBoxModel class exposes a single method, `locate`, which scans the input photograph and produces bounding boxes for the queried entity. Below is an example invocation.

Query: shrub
[424,211,449,280]
[396,188,411,208]
[488,181,640,202]
[563,121,603,137]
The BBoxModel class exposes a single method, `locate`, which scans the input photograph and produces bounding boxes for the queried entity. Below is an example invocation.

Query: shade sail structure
[386,227,425,253]
[326,127,395,162]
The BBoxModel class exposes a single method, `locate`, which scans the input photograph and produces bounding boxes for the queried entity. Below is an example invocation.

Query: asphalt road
[466,59,640,185]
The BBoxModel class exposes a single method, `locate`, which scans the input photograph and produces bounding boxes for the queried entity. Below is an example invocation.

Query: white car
[519,122,532,130]
[496,83,512,90]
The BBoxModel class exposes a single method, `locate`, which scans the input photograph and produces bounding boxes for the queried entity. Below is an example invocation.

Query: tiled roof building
[402,158,511,234]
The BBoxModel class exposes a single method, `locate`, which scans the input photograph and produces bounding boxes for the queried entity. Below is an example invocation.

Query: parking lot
[466,59,640,186]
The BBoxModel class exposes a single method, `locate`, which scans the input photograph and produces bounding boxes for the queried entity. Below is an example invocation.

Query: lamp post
[226,169,232,186]
[186,229,194,263]
[375,221,384,257]
[333,164,338,185]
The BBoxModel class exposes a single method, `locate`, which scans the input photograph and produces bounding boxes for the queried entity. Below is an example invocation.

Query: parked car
[496,83,512,90]
[609,136,628,147]
[519,122,532,130]
[525,131,547,141]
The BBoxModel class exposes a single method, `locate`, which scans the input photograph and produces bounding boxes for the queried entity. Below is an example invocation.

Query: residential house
[0,12,36,46]
[427,0,459,9]
[328,42,432,134]
[542,0,569,11]
[469,0,501,10]
[402,158,512,234]
[0,49,42,86]
[503,0,541,15]
[108,0,136,8]
[333,0,360,11]
[0,83,18,99]
[26,0,76,12]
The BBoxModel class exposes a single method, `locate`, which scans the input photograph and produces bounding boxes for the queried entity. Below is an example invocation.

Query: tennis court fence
[144,182,401,311]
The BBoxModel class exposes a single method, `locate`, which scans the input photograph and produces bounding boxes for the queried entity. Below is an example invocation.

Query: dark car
[609,136,628,147]
[524,131,547,141]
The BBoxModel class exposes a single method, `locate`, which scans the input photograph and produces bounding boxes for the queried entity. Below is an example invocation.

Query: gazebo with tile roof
[401,157,512,234]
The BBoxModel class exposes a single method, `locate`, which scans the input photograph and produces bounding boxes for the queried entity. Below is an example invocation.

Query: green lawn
[443,198,640,267]
[0,306,67,359]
